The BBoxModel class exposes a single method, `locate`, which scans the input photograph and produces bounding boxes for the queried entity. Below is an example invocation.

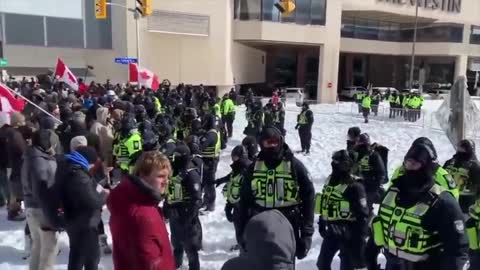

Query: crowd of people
[0,76,478,270]
[355,90,425,123]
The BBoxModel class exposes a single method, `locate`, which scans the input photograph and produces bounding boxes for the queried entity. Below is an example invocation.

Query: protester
[107,151,175,270]
[7,111,28,221]
[60,146,108,270]
[221,210,296,270]
[22,129,62,270]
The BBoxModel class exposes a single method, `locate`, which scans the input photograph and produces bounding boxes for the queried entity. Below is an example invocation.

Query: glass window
[262,0,279,22]
[238,0,261,20]
[4,13,44,46]
[341,17,355,38]
[85,0,112,49]
[311,0,326,25]
[295,0,311,25]
[471,26,480,44]
[46,17,83,48]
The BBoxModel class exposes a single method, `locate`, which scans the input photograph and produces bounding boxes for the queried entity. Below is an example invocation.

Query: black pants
[67,228,100,270]
[362,108,370,122]
[365,237,382,270]
[170,216,202,270]
[317,231,366,270]
[470,250,480,270]
[223,114,234,138]
[202,158,219,210]
[299,127,312,152]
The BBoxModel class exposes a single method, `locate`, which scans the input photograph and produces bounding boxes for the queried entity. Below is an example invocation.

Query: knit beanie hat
[70,136,88,152]
[75,146,98,165]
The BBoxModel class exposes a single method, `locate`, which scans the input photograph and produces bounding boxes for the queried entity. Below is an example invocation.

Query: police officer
[390,137,459,200]
[216,145,252,250]
[370,143,468,270]
[112,114,142,173]
[165,145,203,270]
[200,114,221,212]
[347,127,361,153]
[244,101,264,139]
[296,102,314,155]
[316,150,369,270]
[221,94,236,138]
[238,127,315,260]
[361,94,372,123]
[467,199,480,270]
[352,133,386,213]
[444,139,480,213]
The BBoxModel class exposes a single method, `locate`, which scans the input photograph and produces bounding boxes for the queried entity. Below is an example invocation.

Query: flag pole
[2,84,63,124]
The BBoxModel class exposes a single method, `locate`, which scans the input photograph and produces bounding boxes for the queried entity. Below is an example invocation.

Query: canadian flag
[55,58,78,91]
[129,63,160,90]
[0,83,25,112]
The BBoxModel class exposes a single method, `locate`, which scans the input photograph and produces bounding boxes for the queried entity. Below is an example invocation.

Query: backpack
[371,142,389,184]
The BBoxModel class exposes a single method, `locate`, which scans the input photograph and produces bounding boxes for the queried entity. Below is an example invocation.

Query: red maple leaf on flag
[140,71,151,80]
[67,71,77,83]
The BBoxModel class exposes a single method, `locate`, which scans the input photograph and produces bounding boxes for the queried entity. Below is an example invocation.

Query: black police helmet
[232,145,248,160]
[412,137,438,161]
[347,127,361,140]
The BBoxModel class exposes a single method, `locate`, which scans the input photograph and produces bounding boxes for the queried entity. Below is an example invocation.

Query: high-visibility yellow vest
[314,177,355,221]
[362,96,372,109]
[372,185,445,262]
[201,129,221,158]
[298,111,308,125]
[113,132,142,171]
[222,174,243,204]
[252,160,299,208]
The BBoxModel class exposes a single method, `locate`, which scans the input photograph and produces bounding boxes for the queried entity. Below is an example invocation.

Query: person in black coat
[295,102,314,154]
[200,114,220,212]
[242,136,258,162]
[164,145,203,270]
[443,139,480,213]
[352,133,386,214]
[370,143,468,270]
[60,146,109,270]
[317,150,369,270]
[237,127,315,261]
[216,145,252,249]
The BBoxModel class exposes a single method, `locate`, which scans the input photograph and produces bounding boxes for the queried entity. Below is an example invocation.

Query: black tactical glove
[296,236,312,260]
[225,204,234,223]
[318,217,327,238]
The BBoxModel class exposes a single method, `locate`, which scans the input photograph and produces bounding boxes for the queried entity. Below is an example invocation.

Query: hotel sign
[377,0,462,13]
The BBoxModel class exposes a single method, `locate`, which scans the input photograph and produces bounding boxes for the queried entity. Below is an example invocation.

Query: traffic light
[274,0,296,16]
[95,0,107,19]
[136,0,153,17]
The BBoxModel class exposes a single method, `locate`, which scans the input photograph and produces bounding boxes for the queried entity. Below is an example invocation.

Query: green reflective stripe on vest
[223,174,243,204]
[316,177,355,221]
[252,160,299,208]
[202,129,221,158]
[167,174,189,204]
[468,200,480,249]
[376,185,444,262]
[153,97,162,113]
[298,111,307,125]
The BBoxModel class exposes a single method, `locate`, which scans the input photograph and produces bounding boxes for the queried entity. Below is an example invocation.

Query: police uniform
[370,143,468,270]
[467,200,480,269]
[361,95,372,123]
[217,147,251,247]
[296,103,314,154]
[221,97,236,138]
[238,127,315,260]
[165,146,203,270]
[315,150,369,270]
[200,116,221,211]
[112,131,142,173]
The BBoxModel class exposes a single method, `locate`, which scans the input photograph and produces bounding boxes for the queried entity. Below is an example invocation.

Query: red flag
[0,83,25,112]
[129,63,160,90]
[55,58,79,91]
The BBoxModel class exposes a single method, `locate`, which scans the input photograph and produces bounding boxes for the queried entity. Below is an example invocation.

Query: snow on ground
[0,100,457,270]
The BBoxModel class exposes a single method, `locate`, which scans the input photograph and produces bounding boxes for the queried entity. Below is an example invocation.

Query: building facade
[1,0,480,103]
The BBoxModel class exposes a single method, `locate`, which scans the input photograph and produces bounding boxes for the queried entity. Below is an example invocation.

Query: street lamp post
[408,1,419,92]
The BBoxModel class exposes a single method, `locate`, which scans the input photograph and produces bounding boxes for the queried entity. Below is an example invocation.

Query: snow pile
[0,100,456,270]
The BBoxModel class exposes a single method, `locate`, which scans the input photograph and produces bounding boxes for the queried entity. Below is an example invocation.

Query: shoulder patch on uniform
[360,198,367,208]
[454,220,465,233]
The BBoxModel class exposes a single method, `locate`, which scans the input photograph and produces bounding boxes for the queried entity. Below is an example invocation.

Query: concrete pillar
[317,43,340,104]
[455,55,468,79]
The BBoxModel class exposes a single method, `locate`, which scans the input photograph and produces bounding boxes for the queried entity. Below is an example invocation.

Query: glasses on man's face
[404,159,422,171]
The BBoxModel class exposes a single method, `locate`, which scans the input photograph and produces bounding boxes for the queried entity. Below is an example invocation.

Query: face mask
[456,151,471,160]
[261,146,282,159]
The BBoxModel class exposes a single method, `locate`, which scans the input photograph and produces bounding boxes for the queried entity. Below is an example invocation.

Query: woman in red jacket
[107,151,175,270]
